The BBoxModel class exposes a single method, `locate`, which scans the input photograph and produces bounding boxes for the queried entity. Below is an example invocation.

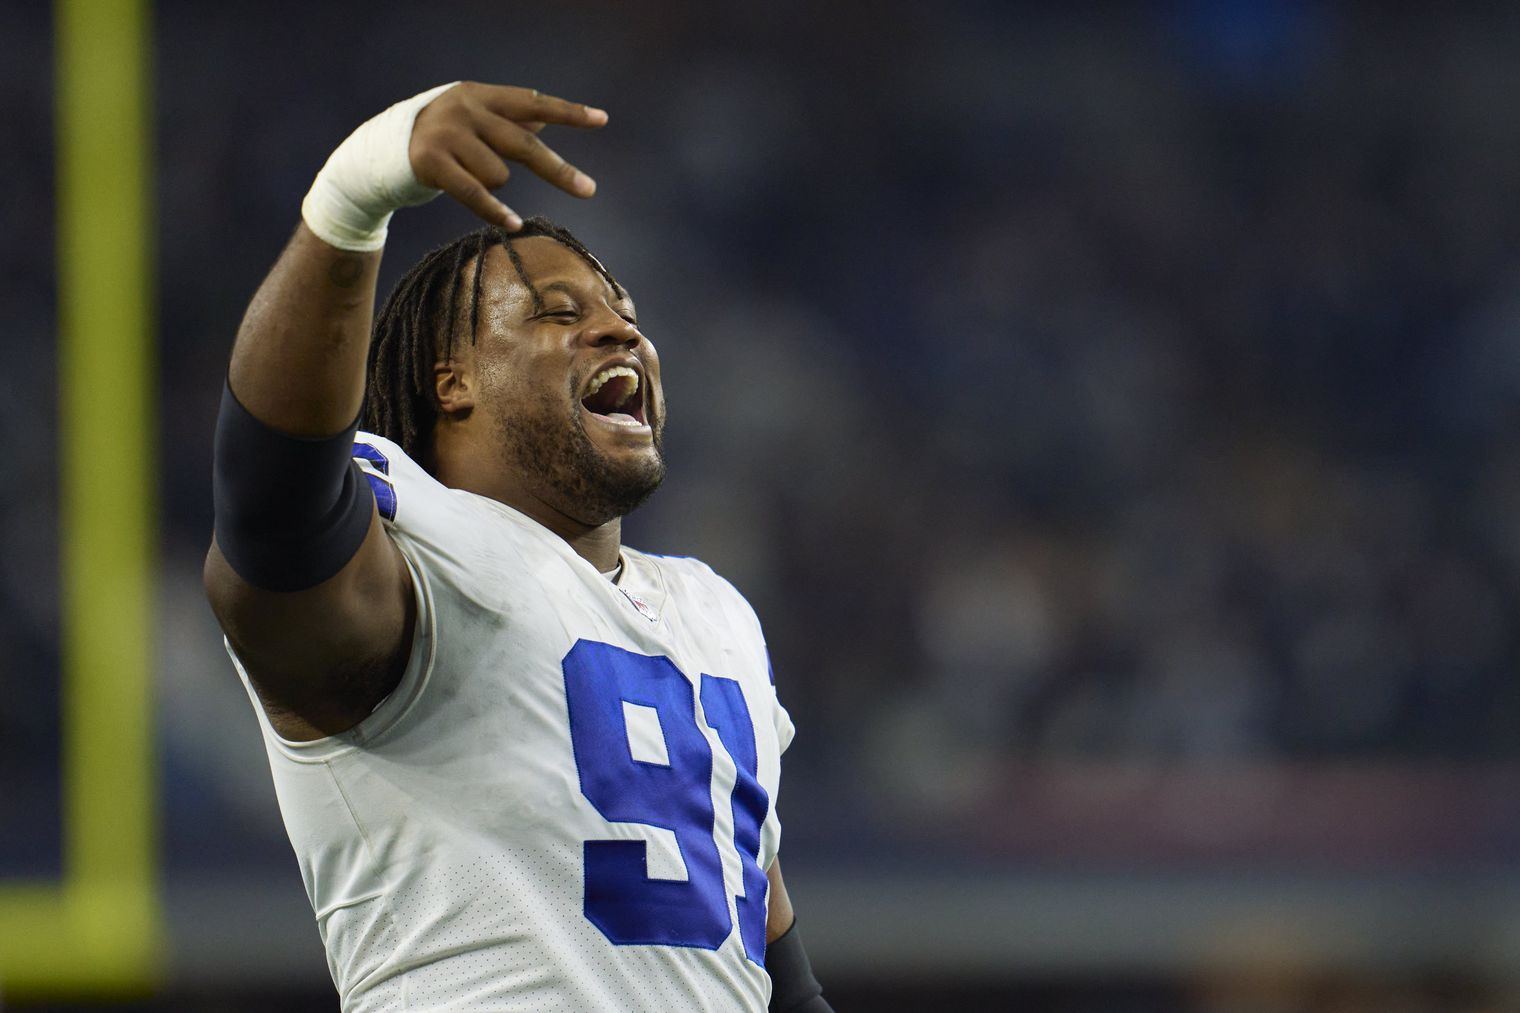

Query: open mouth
[580,364,648,428]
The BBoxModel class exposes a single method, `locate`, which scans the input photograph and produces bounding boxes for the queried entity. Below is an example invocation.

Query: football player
[204,81,831,1012]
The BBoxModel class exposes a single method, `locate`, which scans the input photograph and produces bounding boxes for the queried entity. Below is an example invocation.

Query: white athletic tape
[301,82,461,251]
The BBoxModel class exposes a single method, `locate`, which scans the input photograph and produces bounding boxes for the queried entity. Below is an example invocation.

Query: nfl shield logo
[620,587,659,623]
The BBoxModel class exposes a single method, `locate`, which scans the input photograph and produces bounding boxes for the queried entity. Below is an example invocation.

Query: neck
[432,455,623,573]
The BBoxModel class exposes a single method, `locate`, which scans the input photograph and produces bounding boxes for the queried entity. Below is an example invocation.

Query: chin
[579,451,666,523]
[498,399,667,525]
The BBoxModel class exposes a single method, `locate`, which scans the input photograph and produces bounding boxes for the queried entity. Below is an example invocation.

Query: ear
[434,361,475,418]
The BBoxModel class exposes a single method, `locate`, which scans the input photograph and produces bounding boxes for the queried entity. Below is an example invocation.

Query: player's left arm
[766,859,833,1012]
[766,859,795,943]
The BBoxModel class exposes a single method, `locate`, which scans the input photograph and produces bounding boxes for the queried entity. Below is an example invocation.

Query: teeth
[586,365,639,407]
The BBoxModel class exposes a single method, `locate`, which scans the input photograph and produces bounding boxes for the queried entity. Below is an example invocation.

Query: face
[441,236,666,527]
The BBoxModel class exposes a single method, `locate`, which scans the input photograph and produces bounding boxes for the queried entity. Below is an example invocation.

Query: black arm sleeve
[211,380,374,591]
[767,921,834,1013]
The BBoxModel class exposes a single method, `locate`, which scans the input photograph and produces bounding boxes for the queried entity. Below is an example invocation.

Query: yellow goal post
[0,0,163,996]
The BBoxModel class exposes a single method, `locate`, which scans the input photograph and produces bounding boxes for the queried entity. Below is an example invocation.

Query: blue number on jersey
[700,673,771,964]
[351,441,397,521]
[562,639,771,964]
[562,641,728,948]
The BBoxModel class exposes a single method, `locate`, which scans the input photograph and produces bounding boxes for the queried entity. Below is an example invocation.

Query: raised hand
[408,82,607,231]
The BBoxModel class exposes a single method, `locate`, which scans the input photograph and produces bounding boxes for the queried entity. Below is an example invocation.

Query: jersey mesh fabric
[227,433,793,1012]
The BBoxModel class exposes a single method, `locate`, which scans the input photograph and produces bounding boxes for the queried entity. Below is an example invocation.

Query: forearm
[227,224,380,436]
[765,861,831,1011]
[767,921,832,1013]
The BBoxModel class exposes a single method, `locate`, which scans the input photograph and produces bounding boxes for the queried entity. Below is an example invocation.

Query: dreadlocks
[364,216,624,467]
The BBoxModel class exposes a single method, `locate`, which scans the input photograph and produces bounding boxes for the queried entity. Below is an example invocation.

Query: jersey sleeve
[767,650,797,756]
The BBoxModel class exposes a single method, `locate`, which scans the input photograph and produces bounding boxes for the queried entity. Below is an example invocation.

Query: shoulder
[350,431,462,535]
[351,431,432,502]
[352,433,571,601]
[628,549,727,591]
[628,549,764,633]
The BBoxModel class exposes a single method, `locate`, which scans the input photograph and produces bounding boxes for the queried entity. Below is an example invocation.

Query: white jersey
[227,433,794,1012]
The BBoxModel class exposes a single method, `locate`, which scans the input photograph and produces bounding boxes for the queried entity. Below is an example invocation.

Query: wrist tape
[301,81,460,251]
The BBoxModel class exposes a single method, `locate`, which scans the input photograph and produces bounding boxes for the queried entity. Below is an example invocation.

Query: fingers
[452,135,512,192]
[411,83,606,225]
[430,157,522,231]
[472,84,607,130]
[476,116,596,198]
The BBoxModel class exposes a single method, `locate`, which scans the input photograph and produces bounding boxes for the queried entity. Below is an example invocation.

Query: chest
[385,546,782,834]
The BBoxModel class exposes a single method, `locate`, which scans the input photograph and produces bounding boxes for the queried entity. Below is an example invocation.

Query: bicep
[204,505,414,740]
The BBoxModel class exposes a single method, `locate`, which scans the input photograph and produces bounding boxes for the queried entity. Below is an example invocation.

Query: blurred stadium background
[6,1,1520,1009]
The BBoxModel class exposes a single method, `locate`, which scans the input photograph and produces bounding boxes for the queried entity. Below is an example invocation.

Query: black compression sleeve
[211,381,374,591]
[767,921,833,1013]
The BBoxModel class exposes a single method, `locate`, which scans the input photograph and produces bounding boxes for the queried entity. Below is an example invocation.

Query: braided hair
[364,216,624,467]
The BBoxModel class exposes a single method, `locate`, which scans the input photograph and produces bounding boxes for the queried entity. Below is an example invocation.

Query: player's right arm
[203,83,607,740]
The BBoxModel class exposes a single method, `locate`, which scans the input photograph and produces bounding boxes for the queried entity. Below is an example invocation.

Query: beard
[495,383,666,527]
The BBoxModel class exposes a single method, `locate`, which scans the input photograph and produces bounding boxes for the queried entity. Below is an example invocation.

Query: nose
[583,306,642,349]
